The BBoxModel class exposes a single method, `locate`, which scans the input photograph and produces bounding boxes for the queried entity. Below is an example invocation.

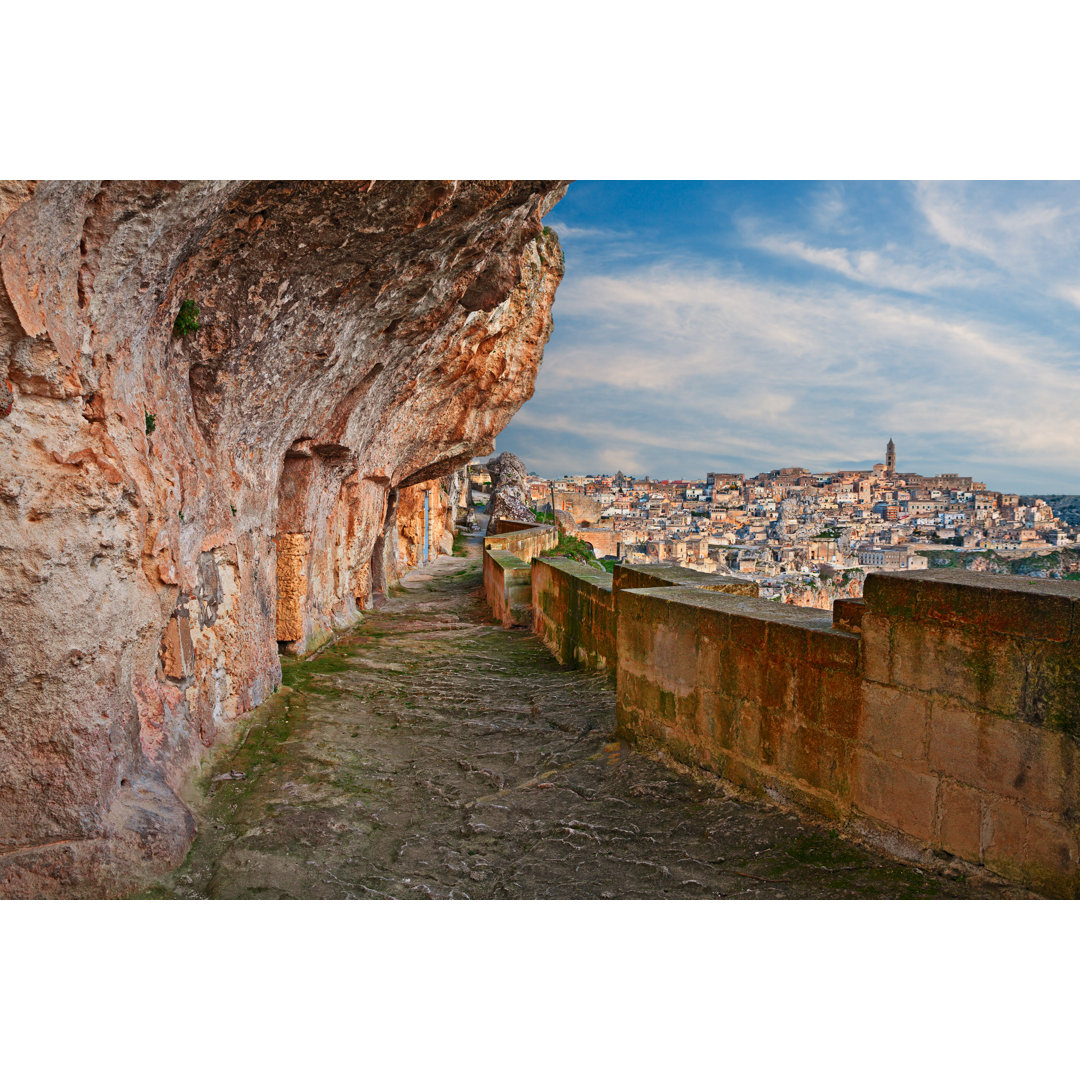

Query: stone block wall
[485,549,533,628]
[484,555,1080,897]
[616,586,860,821]
[482,522,559,629]
[613,563,760,597]
[532,558,617,670]
[613,570,1080,897]
[856,571,1080,896]
[486,520,558,562]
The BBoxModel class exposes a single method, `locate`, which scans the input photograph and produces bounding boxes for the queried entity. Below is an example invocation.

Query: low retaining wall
[613,563,760,597]
[617,585,863,819]
[482,548,1080,896]
[856,571,1080,897]
[482,522,558,627]
[485,549,533,627]
[616,570,1080,898]
[485,521,558,563]
[532,558,617,670]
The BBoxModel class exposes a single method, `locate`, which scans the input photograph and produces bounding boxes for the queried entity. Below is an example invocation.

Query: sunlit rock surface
[0,180,566,896]
[484,451,531,533]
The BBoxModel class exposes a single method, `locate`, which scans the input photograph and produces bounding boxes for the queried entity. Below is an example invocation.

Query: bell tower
[886,437,896,476]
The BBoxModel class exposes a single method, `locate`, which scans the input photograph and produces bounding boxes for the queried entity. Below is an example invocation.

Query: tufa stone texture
[0,180,567,896]
[484,450,531,533]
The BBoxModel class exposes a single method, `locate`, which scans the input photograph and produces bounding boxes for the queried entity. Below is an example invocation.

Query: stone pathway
[144,537,1028,899]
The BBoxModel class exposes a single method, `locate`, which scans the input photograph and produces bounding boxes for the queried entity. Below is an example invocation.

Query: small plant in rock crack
[145,412,156,435]
[173,299,200,337]
[178,510,185,522]
[230,504,237,516]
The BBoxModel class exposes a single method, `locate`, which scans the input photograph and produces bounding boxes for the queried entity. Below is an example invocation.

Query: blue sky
[498,181,1080,494]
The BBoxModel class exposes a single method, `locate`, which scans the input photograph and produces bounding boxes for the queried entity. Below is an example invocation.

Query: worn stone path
[144,537,1028,899]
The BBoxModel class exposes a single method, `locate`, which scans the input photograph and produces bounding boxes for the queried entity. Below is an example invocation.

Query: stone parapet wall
[532,558,617,671]
[614,570,1080,897]
[484,549,532,628]
[484,557,1080,897]
[482,521,559,629]
[856,571,1080,897]
[613,563,760,597]
[484,521,558,564]
[617,587,860,820]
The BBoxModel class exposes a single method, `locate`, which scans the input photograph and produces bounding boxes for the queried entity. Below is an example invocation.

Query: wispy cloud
[914,181,1080,278]
[544,219,628,241]
[750,235,976,295]
[504,182,1080,492]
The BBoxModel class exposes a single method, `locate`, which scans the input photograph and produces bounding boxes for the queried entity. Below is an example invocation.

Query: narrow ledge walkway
[144,537,1028,899]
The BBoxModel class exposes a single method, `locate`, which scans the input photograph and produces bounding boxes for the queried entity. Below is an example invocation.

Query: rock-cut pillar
[275,533,309,642]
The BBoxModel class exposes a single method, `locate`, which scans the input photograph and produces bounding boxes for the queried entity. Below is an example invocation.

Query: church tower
[886,437,896,475]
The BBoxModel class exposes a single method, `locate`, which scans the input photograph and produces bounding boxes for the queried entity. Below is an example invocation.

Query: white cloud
[508,261,1080,487]
[914,181,1080,284]
[542,219,629,241]
[751,234,976,295]
[502,183,1080,491]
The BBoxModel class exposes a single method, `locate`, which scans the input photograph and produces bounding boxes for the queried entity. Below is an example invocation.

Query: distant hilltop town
[484,441,1079,610]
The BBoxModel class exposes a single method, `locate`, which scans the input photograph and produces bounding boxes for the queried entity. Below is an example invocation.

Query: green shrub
[173,299,200,337]
[145,412,156,435]
[548,529,606,571]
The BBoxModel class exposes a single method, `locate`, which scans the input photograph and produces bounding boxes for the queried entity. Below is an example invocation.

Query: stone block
[860,612,893,685]
[980,798,1028,881]
[860,683,928,762]
[765,618,809,663]
[986,587,1074,643]
[928,703,1066,814]
[733,646,764,702]
[783,723,849,797]
[761,656,794,712]
[832,597,865,634]
[715,653,739,701]
[806,627,859,670]
[736,699,763,763]
[792,663,824,727]
[937,781,982,863]
[1023,815,1080,898]
[863,572,921,620]
[651,622,698,696]
[888,620,939,693]
[674,687,704,740]
[916,575,990,631]
[713,691,739,752]
[722,753,767,797]
[819,669,861,740]
[853,749,938,841]
[759,704,787,768]
[729,612,769,653]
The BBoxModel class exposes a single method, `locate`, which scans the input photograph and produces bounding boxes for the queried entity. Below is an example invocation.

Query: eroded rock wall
[484,450,531,533]
[0,180,566,896]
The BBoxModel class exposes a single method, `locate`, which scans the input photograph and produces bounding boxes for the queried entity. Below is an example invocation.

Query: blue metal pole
[423,491,430,565]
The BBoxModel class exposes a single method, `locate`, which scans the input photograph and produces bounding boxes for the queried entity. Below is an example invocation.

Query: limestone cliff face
[0,180,566,896]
